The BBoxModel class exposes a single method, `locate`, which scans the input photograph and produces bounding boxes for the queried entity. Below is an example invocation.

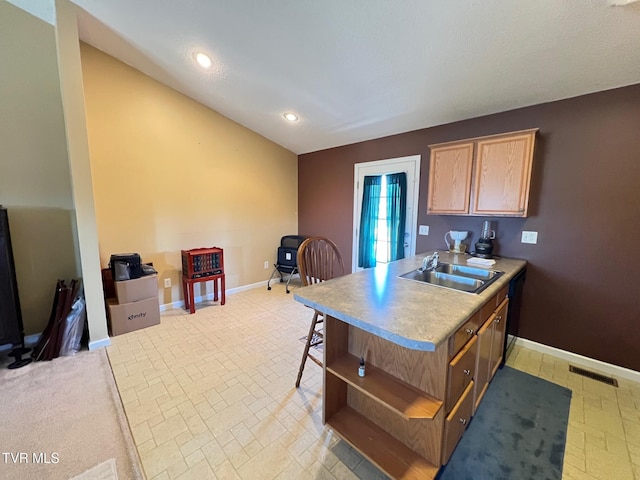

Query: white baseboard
[2,333,111,353]
[512,336,640,383]
[160,277,283,312]
[160,299,188,312]
[89,337,111,350]
[0,333,41,352]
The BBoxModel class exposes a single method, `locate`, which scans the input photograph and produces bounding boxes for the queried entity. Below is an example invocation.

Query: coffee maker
[474,221,496,258]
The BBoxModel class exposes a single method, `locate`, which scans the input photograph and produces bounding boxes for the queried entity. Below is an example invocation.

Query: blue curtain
[358,175,382,268]
[386,172,407,262]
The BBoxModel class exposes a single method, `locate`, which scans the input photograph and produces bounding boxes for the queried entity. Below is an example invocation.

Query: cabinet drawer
[448,312,480,360]
[442,380,474,465]
[446,335,477,412]
[496,285,508,306]
[479,294,497,324]
[478,285,509,323]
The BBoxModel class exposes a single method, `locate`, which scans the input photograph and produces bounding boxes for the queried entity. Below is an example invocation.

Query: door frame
[352,155,421,273]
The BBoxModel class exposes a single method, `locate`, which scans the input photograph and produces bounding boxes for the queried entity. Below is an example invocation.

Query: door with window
[352,156,420,272]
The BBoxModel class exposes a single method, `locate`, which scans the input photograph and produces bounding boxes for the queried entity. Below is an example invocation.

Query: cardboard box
[107,297,160,336]
[115,274,158,304]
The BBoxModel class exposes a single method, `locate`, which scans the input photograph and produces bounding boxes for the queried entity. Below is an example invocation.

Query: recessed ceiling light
[283,112,299,122]
[195,52,212,68]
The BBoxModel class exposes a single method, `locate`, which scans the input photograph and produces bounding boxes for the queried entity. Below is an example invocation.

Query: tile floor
[509,344,640,480]
[106,282,640,480]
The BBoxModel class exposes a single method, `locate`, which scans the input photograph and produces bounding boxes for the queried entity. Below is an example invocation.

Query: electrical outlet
[418,225,430,236]
[264,261,270,269]
[164,278,171,288]
[521,231,538,244]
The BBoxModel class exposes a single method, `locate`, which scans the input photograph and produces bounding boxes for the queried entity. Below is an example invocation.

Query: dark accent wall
[298,83,640,372]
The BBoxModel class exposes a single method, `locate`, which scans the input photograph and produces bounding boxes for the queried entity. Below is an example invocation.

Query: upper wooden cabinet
[427,142,474,215]
[427,129,538,217]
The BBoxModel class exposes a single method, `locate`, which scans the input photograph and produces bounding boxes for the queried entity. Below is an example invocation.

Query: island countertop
[293,250,526,351]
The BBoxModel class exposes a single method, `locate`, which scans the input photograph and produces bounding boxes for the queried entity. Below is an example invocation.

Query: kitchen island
[294,250,527,479]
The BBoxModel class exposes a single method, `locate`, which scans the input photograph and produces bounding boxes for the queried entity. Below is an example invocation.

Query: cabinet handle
[464,369,471,376]
[459,418,467,425]
[465,328,474,335]
[495,315,502,323]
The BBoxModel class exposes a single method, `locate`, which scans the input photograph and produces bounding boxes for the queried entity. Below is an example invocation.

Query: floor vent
[569,365,618,387]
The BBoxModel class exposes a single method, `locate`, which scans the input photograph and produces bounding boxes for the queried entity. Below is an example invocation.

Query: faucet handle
[420,251,440,272]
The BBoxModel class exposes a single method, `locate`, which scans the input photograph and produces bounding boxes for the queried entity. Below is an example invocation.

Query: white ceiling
[71,0,640,154]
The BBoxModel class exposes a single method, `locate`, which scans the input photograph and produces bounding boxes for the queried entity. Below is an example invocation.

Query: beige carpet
[0,349,145,480]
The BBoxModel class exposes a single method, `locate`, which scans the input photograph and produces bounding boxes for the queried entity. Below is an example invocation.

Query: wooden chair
[295,236,344,388]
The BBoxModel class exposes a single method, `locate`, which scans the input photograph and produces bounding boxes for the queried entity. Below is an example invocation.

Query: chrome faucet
[421,251,439,272]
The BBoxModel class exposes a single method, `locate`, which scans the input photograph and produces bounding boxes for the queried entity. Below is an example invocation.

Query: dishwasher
[502,266,526,366]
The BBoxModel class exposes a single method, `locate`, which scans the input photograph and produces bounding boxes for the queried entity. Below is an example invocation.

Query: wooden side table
[181,247,225,314]
[182,273,225,314]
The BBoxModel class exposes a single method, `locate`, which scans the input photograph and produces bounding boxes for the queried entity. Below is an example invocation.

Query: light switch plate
[521,231,538,244]
[419,225,429,236]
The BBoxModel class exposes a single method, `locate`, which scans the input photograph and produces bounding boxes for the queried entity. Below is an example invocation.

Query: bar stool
[295,236,344,388]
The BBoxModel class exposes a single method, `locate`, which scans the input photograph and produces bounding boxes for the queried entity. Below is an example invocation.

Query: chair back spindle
[298,237,344,286]
[295,236,344,387]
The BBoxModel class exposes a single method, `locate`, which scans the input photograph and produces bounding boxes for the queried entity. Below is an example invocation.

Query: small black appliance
[474,221,496,258]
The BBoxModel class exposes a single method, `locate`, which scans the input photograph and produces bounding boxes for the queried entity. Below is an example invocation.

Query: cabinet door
[472,131,535,216]
[473,315,493,414]
[489,298,509,380]
[427,142,474,215]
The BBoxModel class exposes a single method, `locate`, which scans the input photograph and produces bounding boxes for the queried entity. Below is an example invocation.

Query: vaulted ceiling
[71,0,640,154]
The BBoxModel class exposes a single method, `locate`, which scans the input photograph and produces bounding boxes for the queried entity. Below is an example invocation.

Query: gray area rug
[438,366,571,480]
[0,349,144,480]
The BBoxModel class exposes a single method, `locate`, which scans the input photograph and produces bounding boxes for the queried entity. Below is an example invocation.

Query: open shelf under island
[294,251,526,479]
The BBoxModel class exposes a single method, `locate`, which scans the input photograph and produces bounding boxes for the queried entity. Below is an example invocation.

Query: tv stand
[7,344,32,369]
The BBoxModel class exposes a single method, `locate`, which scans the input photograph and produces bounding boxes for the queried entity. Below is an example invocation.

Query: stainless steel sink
[399,263,503,294]
[434,263,502,281]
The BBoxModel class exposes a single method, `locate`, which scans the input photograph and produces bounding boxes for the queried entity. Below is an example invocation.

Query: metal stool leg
[285,267,298,294]
[266,265,278,291]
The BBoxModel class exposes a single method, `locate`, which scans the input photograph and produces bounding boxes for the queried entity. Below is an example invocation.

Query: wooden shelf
[328,406,440,480]
[326,354,442,419]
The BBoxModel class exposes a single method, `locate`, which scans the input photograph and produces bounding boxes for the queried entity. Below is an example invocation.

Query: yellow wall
[0,1,80,335]
[80,44,298,305]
